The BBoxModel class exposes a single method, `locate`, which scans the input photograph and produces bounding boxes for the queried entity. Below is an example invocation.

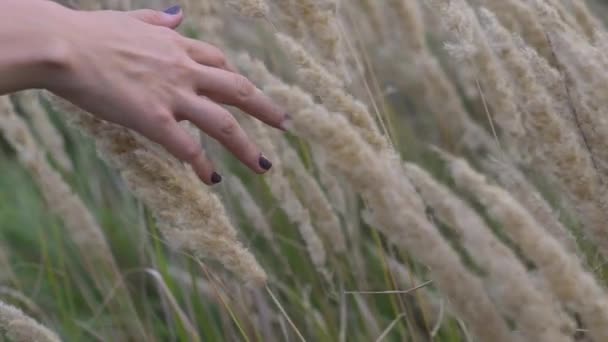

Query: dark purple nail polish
[163,5,181,15]
[211,172,222,184]
[259,155,272,171]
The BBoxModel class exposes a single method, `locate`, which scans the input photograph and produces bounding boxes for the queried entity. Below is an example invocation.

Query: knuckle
[174,56,194,74]
[151,111,174,127]
[181,141,201,162]
[233,74,256,101]
[219,114,239,136]
[209,48,227,68]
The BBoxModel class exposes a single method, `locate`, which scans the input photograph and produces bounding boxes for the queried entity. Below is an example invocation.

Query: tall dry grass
[2,0,608,341]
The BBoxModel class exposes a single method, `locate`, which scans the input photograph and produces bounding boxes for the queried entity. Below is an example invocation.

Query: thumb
[128,6,184,29]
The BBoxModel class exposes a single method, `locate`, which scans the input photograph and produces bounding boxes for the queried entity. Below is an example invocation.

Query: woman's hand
[44,5,286,185]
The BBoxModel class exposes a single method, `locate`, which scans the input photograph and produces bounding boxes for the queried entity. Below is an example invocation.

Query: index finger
[194,65,287,130]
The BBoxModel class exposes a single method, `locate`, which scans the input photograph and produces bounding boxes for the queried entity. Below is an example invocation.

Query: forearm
[0,0,73,94]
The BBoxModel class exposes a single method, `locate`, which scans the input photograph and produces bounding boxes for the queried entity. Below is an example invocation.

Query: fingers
[128,6,183,28]
[145,117,220,185]
[178,96,272,174]
[194,66,287,130]
[183,39,237,72]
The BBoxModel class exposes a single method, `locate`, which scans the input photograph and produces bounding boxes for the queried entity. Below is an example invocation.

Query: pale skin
[0,0,286,185]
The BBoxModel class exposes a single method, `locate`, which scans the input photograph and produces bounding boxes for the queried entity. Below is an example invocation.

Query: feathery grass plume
[545,0,581,27]
[526,0,575,34]
[0,300,60,342]
[0,287,45,320]
[236,53,348,217]
[224,175,274,242]
[442,151,608,341]
[48,96,267,287]
[426,0,525,154]
[383,0,498,153]
[517,39,571,122]
[473,0,554,61]
[270,0,348,81]
[479,9,608,258]
[356,0,391,44]
[558,0,601,40]
[266,0,305,40]
[0,96,147,338]
[225,0,269,18]
[239,58,513,341]
[184,0,224,46]
[386,0,425,52]
[16,91,73,172]
[274,33,389,152]
[481,159,580,255]
[0,96,113,289]
[276,138,346,253]
[549,30,608,176]
[404,162,573,341]
[0,97,107,254]
[242,118,327,274]
[309,146,348,216]
[277,90,512,341]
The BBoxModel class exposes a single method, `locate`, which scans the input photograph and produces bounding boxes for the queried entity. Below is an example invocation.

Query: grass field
[2,0,608,341]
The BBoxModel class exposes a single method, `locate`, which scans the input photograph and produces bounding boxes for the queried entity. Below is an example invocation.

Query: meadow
[2,0,608,341]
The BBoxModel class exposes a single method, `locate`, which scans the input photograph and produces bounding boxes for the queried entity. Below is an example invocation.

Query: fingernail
[211,172,222,184]
[259,155,273,171]
[279,113,291,131]
[163,5,181,15]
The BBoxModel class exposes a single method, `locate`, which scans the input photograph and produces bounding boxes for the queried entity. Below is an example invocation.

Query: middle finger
[194,65,287,130]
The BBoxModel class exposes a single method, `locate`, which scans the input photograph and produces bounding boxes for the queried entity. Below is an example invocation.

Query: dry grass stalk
[0,300,61,342]
[517,39,571,123]
[548,30,608,178]
[276,138,346,253]
[384,256,446,329]
[427,0,525,154]
[388,0,426,50]
[274,34,389,152]
[184,0,224,46]
[48,96,267,287]
[309,147,348,217]
[526,0,575,34]
[474,0,553,60]
[238,57,513,341]
[224,175,274,242]
[226,0,268,18]
[236,53,349,216]
[0,244,17,287]
[561,0,602,41]
[0,96,116,289]
[443,152,608,341]
[0,95,147,338]
[16,91,73,172]
[269,0,348,81]
[383,0,497,153]
[404,162,573,341]
[267,0,306,40]
[478,9,608,258]
[242,118,328,274]
[352,295,381,338]
[481,159,580,255]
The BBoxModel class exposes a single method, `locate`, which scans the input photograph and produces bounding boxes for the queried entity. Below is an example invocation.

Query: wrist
[0,0,77,93]
[32,2,79,91]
